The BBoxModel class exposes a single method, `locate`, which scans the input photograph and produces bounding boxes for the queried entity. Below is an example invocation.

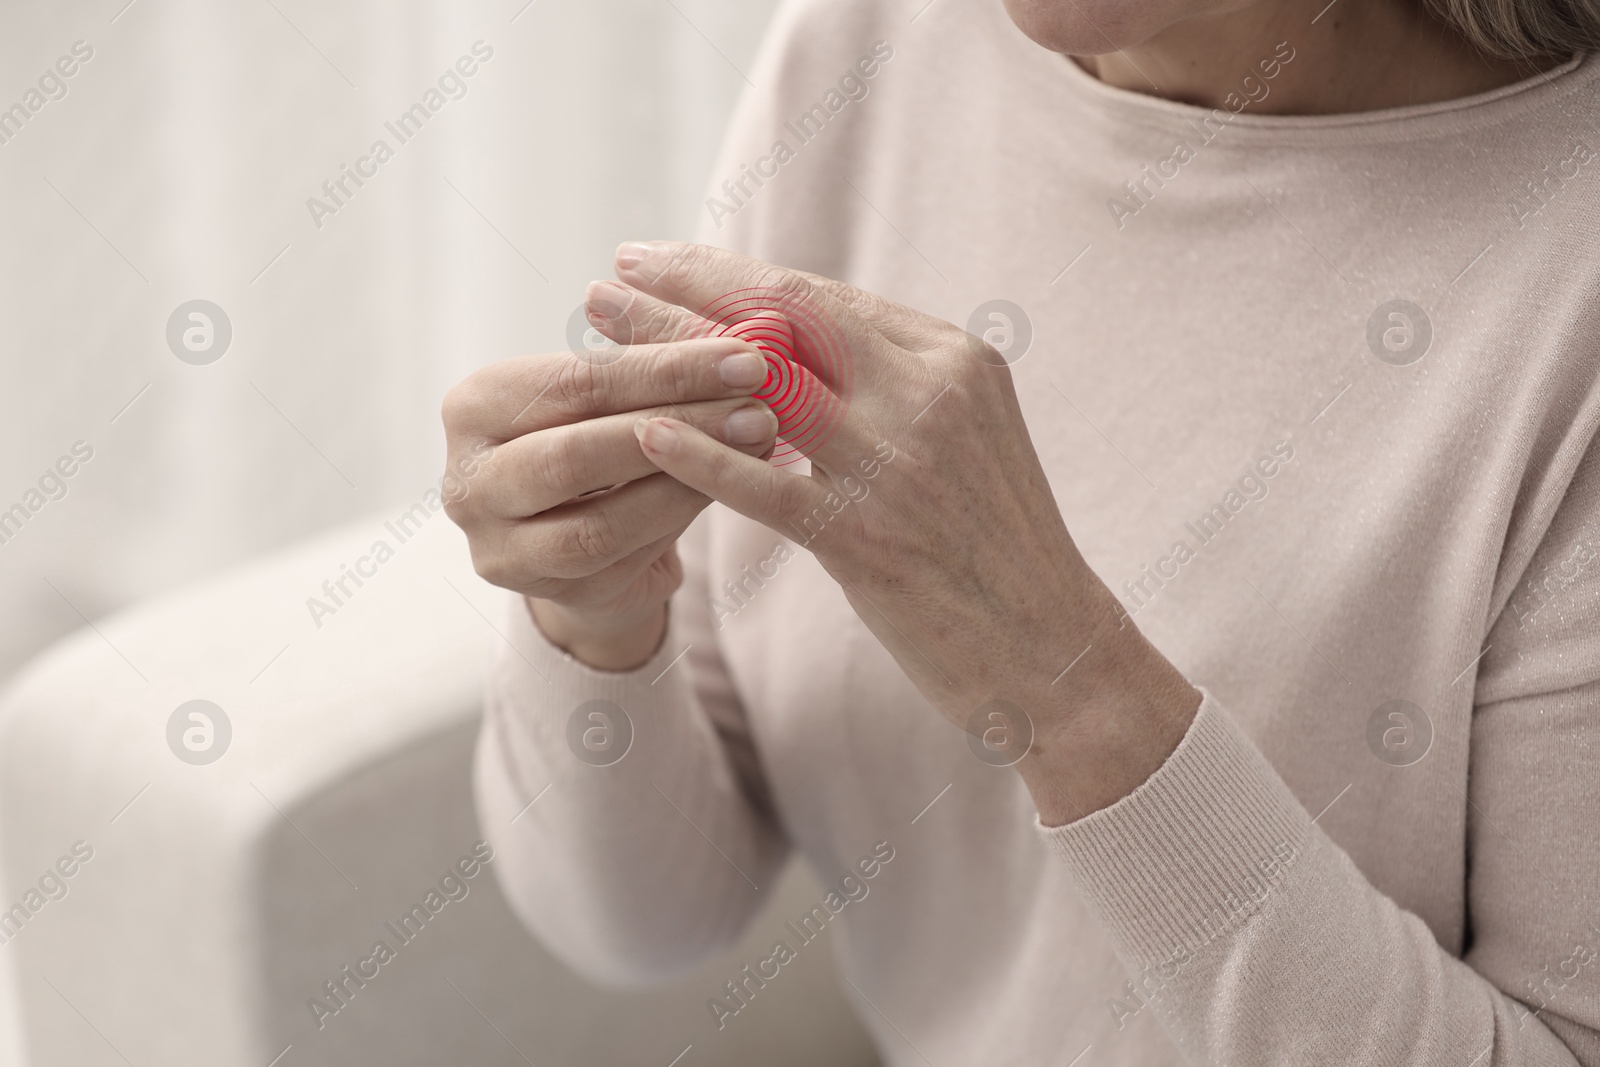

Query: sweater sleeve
[474,516,790,986]
[1039,439,1600,1065]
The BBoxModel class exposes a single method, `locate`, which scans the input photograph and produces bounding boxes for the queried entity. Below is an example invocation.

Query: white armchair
[0,506,878,1066]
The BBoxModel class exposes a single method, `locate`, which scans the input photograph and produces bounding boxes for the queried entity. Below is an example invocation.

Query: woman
[442,0,1600,1060]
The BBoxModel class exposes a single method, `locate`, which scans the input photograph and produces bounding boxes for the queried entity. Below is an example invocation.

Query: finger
[787,268,949,352]
[594,281,871,462]
[441,335,768,440]
[586,279,715,348]
[514,530,685,609]
[612,241,913,396]
[477,398,778,517]
[591,280,823,368]
[612,243,906,464]
[601,260,946,359]
[508,472,713,580]
[633,416,835,542]
[594,281,800,362]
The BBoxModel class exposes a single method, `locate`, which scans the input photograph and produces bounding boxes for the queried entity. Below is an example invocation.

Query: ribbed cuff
[492,592,697,755]
[1038,690,1313,968]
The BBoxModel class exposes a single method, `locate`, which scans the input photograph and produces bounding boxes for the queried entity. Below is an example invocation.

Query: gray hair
[1425,0,1600,58]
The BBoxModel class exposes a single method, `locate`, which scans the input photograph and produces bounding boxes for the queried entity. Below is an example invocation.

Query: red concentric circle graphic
[695,286,852,466]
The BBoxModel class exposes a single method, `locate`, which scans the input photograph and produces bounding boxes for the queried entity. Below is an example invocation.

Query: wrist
[527,597,669,672]
[1016,622,1201,827]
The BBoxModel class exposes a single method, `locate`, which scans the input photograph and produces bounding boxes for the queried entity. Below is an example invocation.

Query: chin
[1000,0,1175,55]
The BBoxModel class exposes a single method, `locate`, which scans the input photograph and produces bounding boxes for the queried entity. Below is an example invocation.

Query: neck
[1076,0,1564,114]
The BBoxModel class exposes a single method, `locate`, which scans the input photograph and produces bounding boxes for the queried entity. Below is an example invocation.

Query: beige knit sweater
[475,1,1600,1062]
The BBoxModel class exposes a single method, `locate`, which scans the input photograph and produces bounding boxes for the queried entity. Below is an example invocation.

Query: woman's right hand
[441,287,778,669]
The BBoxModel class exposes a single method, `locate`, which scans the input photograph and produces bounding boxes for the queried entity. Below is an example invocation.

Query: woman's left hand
[593,240,1201,823]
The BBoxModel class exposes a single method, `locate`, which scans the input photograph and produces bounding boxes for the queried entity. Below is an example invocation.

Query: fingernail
[586,279,632,322]
[615,241,655,272]
[718,351,768,388]
[634,417,680,455]
[724,405,777,446]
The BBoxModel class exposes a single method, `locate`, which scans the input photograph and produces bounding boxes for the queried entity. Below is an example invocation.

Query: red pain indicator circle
[697,287,852,466]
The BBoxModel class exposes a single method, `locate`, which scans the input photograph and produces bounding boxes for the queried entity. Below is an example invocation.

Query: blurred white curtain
[0,1,776,1061]
[0,0,776,683]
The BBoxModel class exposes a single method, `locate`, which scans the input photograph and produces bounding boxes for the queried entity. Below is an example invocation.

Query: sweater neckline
[1048,46,1592,145]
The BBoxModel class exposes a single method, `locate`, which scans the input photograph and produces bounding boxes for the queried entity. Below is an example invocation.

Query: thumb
[634,416,831,540]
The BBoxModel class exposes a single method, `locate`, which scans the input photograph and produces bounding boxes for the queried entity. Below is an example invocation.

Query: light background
[0,0,779,1058]
[0,0,779,684]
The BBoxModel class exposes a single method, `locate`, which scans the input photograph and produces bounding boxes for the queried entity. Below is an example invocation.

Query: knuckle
[531,430,585,497]
[632,300,683,342]
[520,524,588,581]
[440,379,481,433]
[654,342,704,400]
[571,509,622,566]
[441,489,472,526]
[750,264,810,304]
[469,544,515,590]
[549,355,601,414]
[442,460,491,526]
[667,242,711,284]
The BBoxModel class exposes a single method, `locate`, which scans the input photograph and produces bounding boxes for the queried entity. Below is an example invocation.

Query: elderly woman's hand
[440,327,779,669]
[593,241,1200,821]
